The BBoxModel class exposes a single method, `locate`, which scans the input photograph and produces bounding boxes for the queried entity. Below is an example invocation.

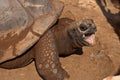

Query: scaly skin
[0,18,96,80]
[34,30,69,80]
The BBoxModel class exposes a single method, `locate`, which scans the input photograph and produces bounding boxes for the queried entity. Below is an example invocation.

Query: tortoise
[0,0,97,80]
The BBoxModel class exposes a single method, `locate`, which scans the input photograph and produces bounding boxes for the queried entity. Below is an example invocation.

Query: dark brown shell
[0,0,63,63]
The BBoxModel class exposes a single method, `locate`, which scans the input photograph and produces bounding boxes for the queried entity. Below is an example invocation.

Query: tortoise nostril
[80,25,88,31]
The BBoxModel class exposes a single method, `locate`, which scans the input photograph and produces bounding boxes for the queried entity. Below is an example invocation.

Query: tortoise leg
[34,30,69,80]
[0,49,33,69]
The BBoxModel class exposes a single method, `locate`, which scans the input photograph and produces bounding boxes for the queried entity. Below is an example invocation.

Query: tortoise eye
[79,25,88,31]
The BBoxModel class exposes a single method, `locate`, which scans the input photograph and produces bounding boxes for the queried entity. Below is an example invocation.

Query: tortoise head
[67,19,97,48]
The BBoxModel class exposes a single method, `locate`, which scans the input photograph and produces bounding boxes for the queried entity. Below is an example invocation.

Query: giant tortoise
[0,0,97,80]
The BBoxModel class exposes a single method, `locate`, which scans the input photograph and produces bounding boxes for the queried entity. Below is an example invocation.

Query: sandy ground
[0,0,120,80]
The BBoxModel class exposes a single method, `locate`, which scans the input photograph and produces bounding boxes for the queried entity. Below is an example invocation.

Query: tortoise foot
[35,61,69,80]
[34,30,69,80]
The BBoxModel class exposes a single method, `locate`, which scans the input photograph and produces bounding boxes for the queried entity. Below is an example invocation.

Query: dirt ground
[0,0,120,80]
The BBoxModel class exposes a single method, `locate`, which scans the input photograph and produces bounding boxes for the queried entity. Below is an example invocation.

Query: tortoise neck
[52,26,76,55]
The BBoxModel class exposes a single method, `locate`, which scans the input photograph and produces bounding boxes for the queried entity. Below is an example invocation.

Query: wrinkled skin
[0,18,97,80]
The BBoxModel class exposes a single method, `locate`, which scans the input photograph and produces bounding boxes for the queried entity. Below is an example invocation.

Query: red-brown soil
[0,0,120,80]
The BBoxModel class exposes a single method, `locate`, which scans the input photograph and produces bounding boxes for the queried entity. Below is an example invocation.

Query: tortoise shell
[0,0,63,63]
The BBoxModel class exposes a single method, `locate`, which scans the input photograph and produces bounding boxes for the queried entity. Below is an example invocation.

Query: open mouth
[82,33,95,46]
